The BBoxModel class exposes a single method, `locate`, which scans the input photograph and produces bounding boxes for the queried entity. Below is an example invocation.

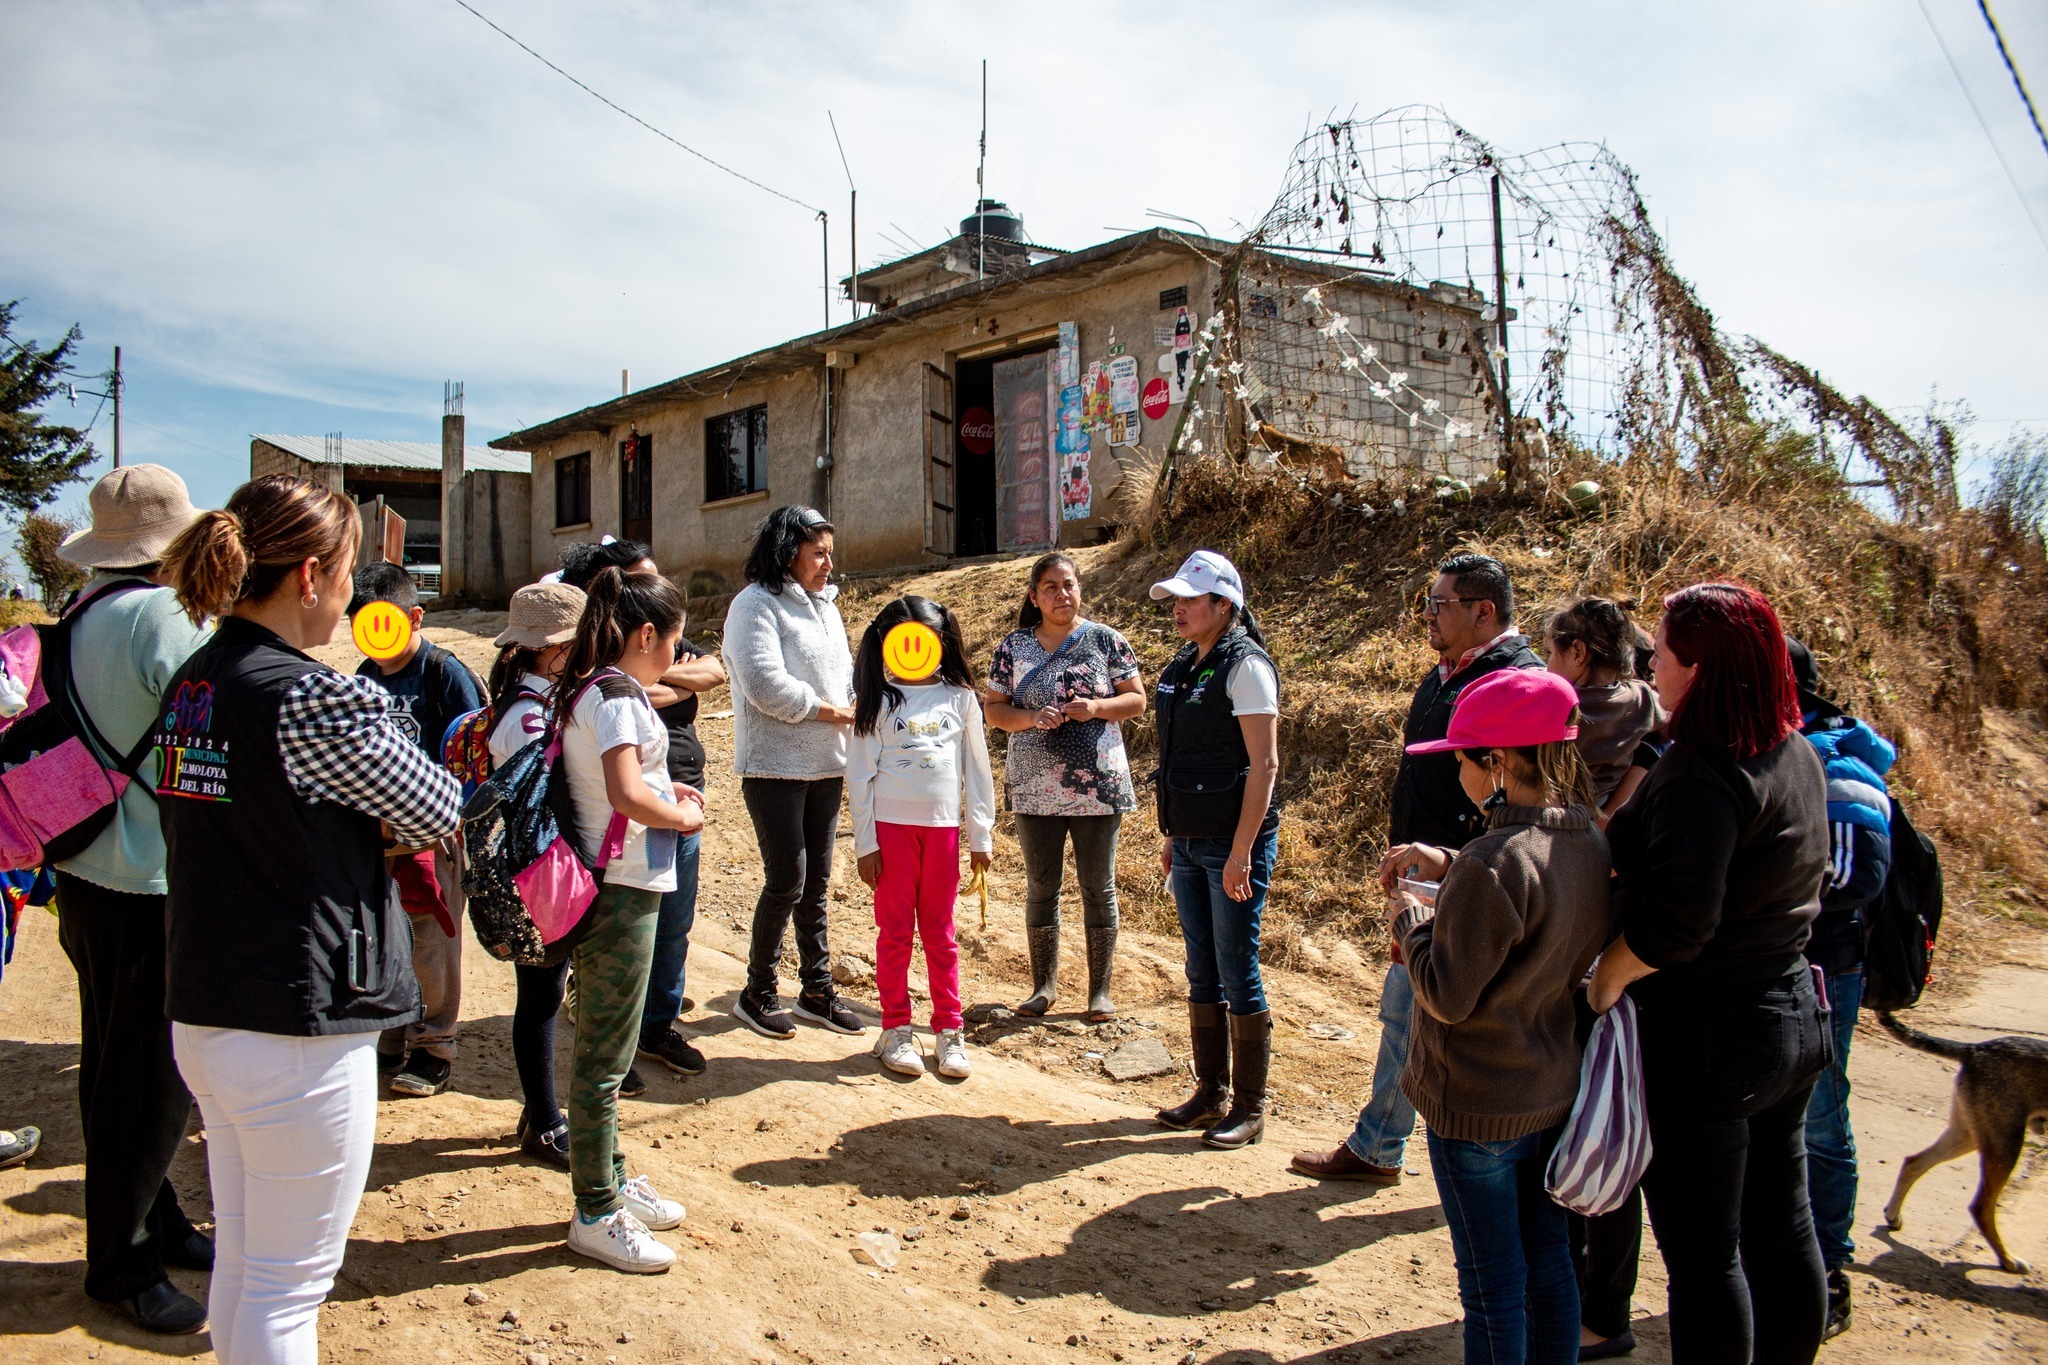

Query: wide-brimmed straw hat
[494,582,587,648]
[59,464,204,568]
[1406,668,1580,754]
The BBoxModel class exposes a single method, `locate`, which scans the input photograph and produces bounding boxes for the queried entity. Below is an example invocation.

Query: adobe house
[249,430,531,598]
[491,202,1495,586]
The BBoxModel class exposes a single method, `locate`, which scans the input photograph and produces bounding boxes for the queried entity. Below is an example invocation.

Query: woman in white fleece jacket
[847,596,995,1079]
[720,507,861,1041]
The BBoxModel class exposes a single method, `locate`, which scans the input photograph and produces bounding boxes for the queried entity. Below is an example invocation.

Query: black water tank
[959,199,1025,242]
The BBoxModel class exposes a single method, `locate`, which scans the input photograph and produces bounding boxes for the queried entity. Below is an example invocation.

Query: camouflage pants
[569,881,660,1217]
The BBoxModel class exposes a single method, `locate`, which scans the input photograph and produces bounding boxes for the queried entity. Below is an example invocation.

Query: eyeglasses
[1420,595,1486,616]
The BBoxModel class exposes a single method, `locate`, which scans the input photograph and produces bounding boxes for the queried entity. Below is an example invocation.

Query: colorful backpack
[461,671,629,967]
[0,583,162,872]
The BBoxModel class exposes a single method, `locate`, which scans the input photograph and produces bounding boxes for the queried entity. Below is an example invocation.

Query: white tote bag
[1545,992,1653,1216]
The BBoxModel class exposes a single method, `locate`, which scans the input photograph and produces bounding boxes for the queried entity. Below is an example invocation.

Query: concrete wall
[521,249,1226,584]
[249,439,343,493]
[447,469,532,603]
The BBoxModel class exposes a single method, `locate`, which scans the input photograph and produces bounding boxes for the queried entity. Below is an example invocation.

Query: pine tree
[0,300,99,515]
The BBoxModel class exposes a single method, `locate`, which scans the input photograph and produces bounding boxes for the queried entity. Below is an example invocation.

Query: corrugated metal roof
[253,434,530,475]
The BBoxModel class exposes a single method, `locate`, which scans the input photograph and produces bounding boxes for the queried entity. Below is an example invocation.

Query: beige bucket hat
[60,464,204,568]
[494,581,587,648]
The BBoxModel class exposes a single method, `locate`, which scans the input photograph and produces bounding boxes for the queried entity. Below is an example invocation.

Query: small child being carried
[849,596,995,1080]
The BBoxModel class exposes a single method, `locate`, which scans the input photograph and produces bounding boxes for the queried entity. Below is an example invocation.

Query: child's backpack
[461,670,631,967]
[1862,798,1944,1012]
[0,583,163,872]
[439,680,546,802]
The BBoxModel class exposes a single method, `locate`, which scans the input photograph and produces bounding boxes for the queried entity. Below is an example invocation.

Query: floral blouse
[987,620,1141,817]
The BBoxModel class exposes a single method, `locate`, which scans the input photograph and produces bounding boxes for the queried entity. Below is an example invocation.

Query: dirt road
[2,619,2042,1362]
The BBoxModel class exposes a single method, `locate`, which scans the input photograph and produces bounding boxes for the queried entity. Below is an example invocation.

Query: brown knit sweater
[1395,804,1615,1143]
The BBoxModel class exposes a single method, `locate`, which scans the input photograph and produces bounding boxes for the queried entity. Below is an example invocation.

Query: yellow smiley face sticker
[352,601,415,661]
[881,621,942,681]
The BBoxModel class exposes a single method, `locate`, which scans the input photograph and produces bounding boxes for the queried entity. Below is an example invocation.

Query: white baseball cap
[1149,550,1245,608]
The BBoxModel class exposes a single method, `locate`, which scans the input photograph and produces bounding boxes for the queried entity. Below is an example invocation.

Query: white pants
[173,1024,378,1365]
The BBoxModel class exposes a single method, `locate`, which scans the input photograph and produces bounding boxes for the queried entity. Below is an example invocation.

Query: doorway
[952,356,997,556]
[942,339,1058,558]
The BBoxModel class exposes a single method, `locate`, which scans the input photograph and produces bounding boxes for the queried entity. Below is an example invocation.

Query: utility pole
[110,346,123,468]
[1489,174,1511,451]
[977,60,987,281]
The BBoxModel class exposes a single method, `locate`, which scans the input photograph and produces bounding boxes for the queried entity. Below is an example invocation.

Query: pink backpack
[0,583,163,871]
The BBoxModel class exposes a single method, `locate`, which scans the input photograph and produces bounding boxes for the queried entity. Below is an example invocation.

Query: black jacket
[1388,633,1542,849]
[158,619,420,1036]
[1154,628,1279,839]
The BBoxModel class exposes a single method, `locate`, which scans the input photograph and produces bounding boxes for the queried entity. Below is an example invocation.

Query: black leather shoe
[517,1112,572,1170]
[122,1280,208,1335]
[1579,1327,1636,1360]
[161,1227,215,1272]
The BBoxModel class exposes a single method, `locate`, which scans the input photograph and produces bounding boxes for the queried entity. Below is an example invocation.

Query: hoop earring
[302,592,319,609]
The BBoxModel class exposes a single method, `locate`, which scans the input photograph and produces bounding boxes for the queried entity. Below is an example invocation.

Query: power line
[1978,0,2048,157]
[447,0,820,215]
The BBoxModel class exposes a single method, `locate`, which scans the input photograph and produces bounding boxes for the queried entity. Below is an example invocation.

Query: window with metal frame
[555,451,591,527]
[705,404,768,503]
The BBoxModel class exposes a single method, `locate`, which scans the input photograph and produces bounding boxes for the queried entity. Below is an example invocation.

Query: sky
[2,0,2044,529]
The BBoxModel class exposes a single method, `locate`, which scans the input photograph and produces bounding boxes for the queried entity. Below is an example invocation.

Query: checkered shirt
[277,669,461,849]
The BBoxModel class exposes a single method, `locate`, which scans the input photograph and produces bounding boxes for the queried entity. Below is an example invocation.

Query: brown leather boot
[1202,1009,1272,1149]
[1289,1144,1403,1185]
[1156,1002,1230,1129]
[1016,925,1059,1016]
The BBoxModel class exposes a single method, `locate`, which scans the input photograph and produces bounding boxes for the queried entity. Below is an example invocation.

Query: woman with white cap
[1148,550,1283,1150]
[50,464,214,1334]
[483,581,588,1168]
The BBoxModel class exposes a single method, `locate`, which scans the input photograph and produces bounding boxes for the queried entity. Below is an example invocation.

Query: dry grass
[814,452,2048,990]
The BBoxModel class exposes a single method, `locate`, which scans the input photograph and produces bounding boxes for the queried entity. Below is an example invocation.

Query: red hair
[1659,582,1801,760]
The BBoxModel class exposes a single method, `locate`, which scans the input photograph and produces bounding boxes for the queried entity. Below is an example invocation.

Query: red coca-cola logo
[959,406,995,454]
[1142,377,1171,421]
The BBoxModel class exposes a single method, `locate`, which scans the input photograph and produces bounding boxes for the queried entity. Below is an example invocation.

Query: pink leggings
[872,822,963,1031]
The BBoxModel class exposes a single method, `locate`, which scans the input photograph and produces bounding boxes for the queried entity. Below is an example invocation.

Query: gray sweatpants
[379,839,464,1063]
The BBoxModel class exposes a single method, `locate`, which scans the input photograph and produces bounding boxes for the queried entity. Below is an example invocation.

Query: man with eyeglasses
[1291,551,1541,1187]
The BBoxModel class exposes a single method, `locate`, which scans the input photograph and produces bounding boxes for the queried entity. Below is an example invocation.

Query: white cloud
[2,0,2043,517]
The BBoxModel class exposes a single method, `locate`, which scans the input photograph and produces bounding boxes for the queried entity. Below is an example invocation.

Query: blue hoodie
[1801,713,1895,976]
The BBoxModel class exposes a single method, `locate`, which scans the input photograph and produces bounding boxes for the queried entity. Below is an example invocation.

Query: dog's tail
[1877,1011,1974,1061]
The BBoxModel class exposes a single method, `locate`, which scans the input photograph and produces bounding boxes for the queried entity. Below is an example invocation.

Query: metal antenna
[829,111,858,319]
[977,60,987,281]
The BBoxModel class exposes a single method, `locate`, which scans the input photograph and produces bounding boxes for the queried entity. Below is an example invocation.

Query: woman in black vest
[157,475,462,1363]
[1149,551,1282,1150]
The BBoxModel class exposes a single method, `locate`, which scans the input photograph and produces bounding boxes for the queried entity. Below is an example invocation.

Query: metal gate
[922,362,955,556]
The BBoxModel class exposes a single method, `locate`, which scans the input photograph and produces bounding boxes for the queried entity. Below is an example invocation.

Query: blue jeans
[1347,962,1419,1167]
[1805,966,1863,1270]
[640,833,700,1036]
[1169,825,1277,1014]
[1428,1125,1580,1365]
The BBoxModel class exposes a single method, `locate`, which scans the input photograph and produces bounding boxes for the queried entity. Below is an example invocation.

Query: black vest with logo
[157,617,420,1036]
[1153,627,1280,839]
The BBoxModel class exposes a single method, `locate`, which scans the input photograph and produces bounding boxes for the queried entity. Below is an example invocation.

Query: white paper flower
[1247,416,1262,434]
[1361,344,1378,363]
[1233,386,1250,401]
[1388,370,1409,388]
[1227,360,1243,375]
[1303,285,1323,306]
[1339,355,1360,372]
[1316,313,1350,338]
[1370,383,1391,400]
[1392,497,1407,515]
[1421,397,1441,414]
[1409,411,1421,428]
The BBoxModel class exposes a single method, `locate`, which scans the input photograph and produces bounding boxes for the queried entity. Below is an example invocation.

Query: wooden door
[620,434,653,546]
[922,362,955,556]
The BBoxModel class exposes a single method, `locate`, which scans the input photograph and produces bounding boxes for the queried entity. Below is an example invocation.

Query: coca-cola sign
[959,406,995,455]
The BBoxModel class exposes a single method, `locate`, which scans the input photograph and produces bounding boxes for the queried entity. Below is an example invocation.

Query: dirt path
[2,620,2043,1363]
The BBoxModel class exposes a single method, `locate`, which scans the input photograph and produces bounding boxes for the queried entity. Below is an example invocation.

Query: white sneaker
[873,1025,925,1077]
[935,1028,971,1078]
[566,1207,675,1273]
[620,1173,685,1230]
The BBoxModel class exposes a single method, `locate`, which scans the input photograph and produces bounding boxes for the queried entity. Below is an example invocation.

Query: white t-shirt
[559,672,678,892]
[847,681,997,858]
[1225,654,1280,717]
[487,672,553,767]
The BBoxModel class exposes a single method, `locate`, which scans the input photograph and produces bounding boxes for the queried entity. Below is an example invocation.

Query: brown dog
[1879,1011,2048,1273]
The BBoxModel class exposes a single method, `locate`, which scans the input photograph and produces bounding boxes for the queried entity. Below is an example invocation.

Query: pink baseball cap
[1406,667,1580,754]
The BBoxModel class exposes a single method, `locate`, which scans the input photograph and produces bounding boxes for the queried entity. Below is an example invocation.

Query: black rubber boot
[1084,923,1118,1022]
[1202,1009,1272,1149]
[1156,1002,1231,1129]
[1016,925,1060,1016]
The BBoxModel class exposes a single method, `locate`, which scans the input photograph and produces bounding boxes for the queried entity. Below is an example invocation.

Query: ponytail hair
[1211,594,1268,649]
[551,567,687,712]
[162,474,360,626]
[853,596,974,736]
[1016,552,1079,629]
[487,645,541,712]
